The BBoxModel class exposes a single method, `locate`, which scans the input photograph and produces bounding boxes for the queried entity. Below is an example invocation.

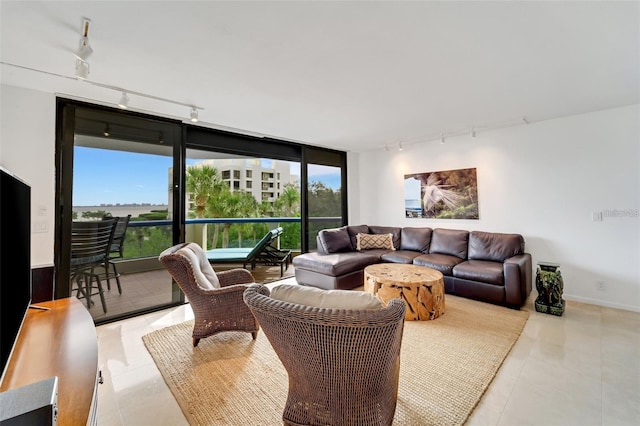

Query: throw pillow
[271,284,382,310]
[318,227,352,253]
[356,233,395,251]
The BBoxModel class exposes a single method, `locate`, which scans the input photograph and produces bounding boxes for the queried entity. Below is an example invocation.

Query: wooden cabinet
[0,298,98,425]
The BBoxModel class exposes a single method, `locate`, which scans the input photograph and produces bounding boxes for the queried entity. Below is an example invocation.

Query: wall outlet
[32,221,47,233]
[596,280,606,291]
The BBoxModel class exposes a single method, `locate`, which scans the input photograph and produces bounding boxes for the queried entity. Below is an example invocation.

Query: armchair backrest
[243,284,406,425]
[159,242,220,294]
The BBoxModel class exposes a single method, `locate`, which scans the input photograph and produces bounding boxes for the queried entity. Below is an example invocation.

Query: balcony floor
[76,263,296,322]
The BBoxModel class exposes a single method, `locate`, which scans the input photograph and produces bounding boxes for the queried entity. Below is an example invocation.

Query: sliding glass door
[56,102,184,324]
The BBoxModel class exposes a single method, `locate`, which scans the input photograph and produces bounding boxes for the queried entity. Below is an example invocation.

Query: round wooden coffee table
[364,263,445,321]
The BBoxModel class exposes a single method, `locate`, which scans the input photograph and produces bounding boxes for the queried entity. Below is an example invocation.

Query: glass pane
[72,139,178,322]
[185,150,301,282]
[307,164,343,251]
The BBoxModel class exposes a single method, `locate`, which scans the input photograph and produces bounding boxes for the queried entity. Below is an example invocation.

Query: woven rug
[143,294,528,425]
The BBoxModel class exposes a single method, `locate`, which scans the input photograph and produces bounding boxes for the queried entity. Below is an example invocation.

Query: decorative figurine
[535,262,565,316]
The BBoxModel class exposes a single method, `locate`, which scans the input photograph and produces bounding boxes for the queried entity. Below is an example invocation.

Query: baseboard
[563,294,640,313]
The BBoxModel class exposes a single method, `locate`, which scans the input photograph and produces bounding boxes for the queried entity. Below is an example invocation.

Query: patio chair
[71,218,117,313]
[243,283,406,426]
[206,227,291,277]
[102,214,131,294]
[159,242,259,347]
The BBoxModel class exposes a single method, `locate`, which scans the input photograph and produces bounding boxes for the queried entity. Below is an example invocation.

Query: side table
[535,262,565,316]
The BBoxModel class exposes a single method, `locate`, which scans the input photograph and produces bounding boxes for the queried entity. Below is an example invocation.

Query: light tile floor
[96,281,640,425]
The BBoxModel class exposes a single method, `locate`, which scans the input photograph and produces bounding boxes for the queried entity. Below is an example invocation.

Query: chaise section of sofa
[292,225,532,308]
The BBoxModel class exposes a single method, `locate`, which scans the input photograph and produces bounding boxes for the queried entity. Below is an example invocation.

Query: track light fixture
[522,116,529,124]
[5,60,206,121]
[190,107,199,122]
[118,92,129,109]
[75,59,89,80]
[103,123,110,137]
[384,144,389,152]
[75,18,94,61]
[471,128,477,138]
[440,134,445,144]
[398,141,404,151]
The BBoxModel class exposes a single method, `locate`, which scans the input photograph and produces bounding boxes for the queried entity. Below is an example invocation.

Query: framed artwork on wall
[404,167,479,219]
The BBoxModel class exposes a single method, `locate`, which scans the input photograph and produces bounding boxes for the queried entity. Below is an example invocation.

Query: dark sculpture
[535,263,565,316]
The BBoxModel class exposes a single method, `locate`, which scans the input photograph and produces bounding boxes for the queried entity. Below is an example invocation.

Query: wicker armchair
[243,284,406,426]
[159,242,259,347]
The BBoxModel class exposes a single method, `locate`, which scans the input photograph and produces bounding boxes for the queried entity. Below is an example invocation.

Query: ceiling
[1,1,638,153]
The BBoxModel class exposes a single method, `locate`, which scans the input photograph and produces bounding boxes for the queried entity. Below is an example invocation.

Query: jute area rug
[143,294,528,425]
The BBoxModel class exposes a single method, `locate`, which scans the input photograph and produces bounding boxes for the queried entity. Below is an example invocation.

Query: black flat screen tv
[0,166,32,386]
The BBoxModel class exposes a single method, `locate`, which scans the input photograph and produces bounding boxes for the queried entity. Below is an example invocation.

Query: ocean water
[405,199,421,209]
[73,205,169,219]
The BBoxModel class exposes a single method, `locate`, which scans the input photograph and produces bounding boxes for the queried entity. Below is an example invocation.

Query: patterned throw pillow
[356,233,395,251]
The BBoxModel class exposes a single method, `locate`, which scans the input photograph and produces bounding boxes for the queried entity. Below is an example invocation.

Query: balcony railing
[120,216,341,262]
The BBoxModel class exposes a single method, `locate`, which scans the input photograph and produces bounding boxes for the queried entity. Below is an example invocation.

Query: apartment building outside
[200,158,298,204]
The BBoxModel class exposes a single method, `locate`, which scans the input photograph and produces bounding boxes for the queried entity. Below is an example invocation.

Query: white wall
[355,104,640,312]
[0,85,56,268]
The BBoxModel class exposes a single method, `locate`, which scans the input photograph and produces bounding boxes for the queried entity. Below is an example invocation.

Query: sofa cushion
[318,227,352,253]
[468,231,524,262]
[381,250,421,264]
[413,253,464,276]
[400,227,432,253]
[430,228,469,259]
[356,233,395,251]
[369,225,402,249]
[453,260,504,285]
[292,251,379,277]
[360,249,394,259]
[271,284,382,310]
[347,224,369,250]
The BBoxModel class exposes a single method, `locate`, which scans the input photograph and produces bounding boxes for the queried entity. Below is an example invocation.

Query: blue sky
[73,148,341,205]
[73,147,172,205]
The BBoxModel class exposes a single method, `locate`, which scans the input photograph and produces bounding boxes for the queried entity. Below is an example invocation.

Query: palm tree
[234,191,260,247]
[185,164,224,219]
[186,164,227,248]
[274,183,300,217]
[205,184,233,248]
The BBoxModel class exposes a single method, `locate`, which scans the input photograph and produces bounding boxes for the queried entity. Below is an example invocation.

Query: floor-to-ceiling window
[302,147,347,252]
[185,126,348,254]
[56,99,348,324]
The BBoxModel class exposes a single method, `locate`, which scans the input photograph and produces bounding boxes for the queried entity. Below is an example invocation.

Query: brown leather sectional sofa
[292,225,532,309]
